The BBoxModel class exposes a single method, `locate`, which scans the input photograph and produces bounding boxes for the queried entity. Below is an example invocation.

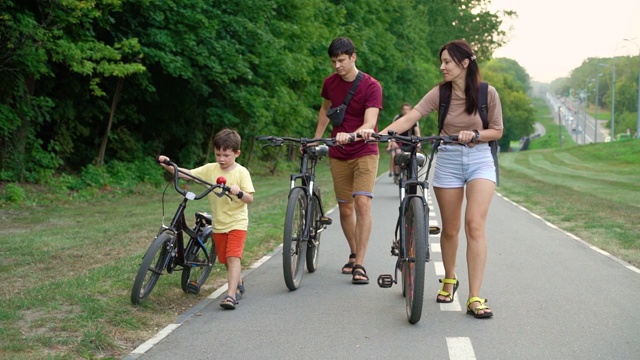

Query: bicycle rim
[283,188,307,290]
[131,232,172,304]
[306,194,322,273]
[402,197,426,324]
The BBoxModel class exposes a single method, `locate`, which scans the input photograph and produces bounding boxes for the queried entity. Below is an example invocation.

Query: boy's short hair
[328,37,356,58]
[213,128,241,152]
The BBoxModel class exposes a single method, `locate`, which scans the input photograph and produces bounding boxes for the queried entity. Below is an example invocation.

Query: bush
[1,183,25,204]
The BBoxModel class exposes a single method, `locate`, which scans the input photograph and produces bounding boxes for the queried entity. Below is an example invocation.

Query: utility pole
[558,106,562,148]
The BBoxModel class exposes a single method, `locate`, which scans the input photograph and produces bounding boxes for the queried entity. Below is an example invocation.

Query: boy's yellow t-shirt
[189,163,255,233]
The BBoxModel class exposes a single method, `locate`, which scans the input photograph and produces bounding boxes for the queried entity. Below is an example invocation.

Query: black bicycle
[131,159,234,305]
[256,136,336,290]
[372,131,458,324]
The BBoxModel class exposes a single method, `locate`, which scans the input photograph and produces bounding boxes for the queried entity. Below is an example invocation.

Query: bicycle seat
[195,212,212,225]
[394,152,426,167]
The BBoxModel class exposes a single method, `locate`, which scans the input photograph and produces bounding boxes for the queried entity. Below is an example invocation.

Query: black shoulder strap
[479,81,500,186]
[479,81,489,129]
[343,71,363,106]
[437,82,452,134]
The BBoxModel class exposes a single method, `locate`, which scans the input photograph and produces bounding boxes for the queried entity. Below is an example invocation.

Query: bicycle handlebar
[159,159,233,201]
[369,131,459,146]
[255,135,338,147]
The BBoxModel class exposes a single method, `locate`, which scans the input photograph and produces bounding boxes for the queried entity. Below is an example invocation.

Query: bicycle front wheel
[283,187,307,290]
[181,228,216,294]
[131,232,173,305]
[402,197,427,324]
[306,193,322,273]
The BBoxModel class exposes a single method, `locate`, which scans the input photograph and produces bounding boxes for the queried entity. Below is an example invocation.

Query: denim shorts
[432,143,496,188]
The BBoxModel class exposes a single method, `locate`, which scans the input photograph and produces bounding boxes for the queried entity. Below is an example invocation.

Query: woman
[360,39,503,318]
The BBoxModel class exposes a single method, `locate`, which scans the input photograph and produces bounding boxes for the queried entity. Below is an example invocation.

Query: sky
[488,0,640,83]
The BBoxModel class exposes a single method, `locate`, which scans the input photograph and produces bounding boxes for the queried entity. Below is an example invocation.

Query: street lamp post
[594,72,603,143]
[624,38,640,138]
[584,79,593,144]
[611,56,616,141]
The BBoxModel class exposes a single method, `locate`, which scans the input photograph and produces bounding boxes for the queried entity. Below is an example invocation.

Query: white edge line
[496,192,640,274]
[129,323,180,355]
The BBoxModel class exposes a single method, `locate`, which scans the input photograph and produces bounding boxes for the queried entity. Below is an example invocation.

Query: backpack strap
[437,82,452,134]
[479,81,489,129]
[479,81,500,186]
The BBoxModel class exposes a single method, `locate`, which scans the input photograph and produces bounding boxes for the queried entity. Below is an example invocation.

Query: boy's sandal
[341,253,357,274]
[436,278,459,303]
[236,282,245,301]
[220,295,238,310]
[466,297,493,318]
[351,264,369,285]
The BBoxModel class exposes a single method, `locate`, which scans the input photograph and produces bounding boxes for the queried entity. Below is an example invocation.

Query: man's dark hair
[213,128,242,152]
[328,37,356,58]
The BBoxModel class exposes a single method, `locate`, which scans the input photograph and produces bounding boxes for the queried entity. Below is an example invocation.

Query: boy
[157,128,255,310]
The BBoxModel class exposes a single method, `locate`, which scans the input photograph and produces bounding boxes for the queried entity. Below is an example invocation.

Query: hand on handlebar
[457,130,476,145]
[157,155,170,165]
[358,129,376,140]
[335,132,353,145]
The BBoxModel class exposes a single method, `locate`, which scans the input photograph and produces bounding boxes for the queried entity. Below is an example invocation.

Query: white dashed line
[446,337,477,360]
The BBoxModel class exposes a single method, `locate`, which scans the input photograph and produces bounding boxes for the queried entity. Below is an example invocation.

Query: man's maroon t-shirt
[321,72,383,160]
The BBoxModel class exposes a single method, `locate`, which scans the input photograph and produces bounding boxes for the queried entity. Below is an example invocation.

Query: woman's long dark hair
[439,40,481,115]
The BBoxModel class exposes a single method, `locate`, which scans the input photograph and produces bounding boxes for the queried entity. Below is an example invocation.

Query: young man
[313,37,383,284]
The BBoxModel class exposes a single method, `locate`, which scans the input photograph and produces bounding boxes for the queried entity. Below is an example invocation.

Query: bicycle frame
[131,160,232,304]
[374,132,458,323]
[157,164,228,270]
[256,135,336,290]
[289,145,329,244]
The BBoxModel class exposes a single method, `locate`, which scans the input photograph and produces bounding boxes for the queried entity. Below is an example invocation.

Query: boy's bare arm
[157,155,193,180]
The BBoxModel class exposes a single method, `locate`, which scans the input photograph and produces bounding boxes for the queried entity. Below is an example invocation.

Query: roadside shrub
[1,183,25,204]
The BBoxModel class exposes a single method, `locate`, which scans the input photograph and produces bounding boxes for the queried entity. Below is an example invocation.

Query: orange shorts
[213,230,247,264]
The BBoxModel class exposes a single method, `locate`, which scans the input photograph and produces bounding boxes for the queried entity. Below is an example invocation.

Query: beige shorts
[329,155,379,203]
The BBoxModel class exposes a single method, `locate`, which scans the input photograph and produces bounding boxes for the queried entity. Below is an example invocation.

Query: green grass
[498,97,640,266]
[0,151,390,359]
[1,124,638,358]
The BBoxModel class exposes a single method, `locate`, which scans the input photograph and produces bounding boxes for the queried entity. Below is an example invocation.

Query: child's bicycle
[369,131,458,324]
[256,135,336,290]
[130,159,235,305]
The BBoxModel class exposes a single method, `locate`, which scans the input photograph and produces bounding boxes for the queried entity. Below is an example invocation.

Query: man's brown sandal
[341,253,356,274]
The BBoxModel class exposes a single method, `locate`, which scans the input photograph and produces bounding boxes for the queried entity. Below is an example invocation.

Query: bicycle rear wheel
[131,232,173,305]
[402,197,427,324]
[181,228,216,294]
[306,194,322,273]
[283,187,307,290]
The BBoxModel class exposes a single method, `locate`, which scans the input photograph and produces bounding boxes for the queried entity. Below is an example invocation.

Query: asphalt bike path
[126,170,640,360]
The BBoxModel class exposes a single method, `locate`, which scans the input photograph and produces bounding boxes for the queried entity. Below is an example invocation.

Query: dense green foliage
[1,0,535,185]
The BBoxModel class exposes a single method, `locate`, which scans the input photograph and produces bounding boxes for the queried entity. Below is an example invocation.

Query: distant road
[547,93,611,144]
[126,172,640,360]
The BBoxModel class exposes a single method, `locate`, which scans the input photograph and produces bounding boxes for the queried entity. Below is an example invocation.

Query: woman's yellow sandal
[436,278,459,303]
[466,297,493,318]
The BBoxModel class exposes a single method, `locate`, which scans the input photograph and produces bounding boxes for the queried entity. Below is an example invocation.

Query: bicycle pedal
[186,281,200,294]
[390,246,398,256]
[320,216,332,225]
[429,226,441,235]
[377,274,394,288]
